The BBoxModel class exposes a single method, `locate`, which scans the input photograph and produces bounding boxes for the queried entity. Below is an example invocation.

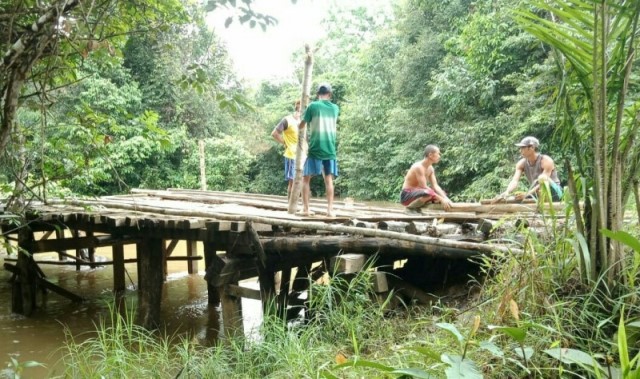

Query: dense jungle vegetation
[2,0,640,377]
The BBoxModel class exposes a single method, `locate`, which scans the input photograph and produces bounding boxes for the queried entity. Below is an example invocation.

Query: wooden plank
[225,284,261,300]
[27,235,139,253]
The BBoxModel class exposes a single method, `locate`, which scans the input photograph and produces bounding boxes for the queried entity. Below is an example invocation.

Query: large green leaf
[479,340,505,358]
[441,354,483,379]
[437,323,465,344]
[513,346,535,361]
[488,325,527,343]
[601,229,640,253]
[543,348,604,373]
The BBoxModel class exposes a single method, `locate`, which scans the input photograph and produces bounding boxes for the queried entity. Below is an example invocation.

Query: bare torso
[402,162,433,189]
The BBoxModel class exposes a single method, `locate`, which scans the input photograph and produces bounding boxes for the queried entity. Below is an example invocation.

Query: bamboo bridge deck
[0,189,565,335]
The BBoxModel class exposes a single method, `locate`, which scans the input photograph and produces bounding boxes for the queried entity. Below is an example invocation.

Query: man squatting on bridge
[400,145,453,212]
[498,136,563,201]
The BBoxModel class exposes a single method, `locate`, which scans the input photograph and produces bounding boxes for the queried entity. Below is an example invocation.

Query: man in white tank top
[498,136,563,201]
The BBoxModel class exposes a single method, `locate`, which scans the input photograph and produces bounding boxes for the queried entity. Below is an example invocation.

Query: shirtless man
[499,136,563,201]
[400,145,453,212]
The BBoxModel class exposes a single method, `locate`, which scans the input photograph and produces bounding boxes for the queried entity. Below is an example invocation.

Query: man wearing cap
[499,136,563,201]
[298,83,340,217]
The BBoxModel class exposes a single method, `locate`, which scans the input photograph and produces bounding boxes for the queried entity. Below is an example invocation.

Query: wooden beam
[225,284,261,300]
[261,236,484,260]
[26,235,140,254]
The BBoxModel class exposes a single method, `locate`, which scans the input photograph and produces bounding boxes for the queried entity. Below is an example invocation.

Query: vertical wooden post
[73,229,82,271]
[205,303,221,345]
[203,242,221,305]
[15,227,36,315]
[277,267,292,318]
[112,244,125,292]
[186,240,198,274]
[55,228,65,261]
[219,284,243,340]
[137,237,164,329]
[246,222,275,312]
[86,228,96,269]
[136,241,143,291]
[199,140,207,191]
[162,239,168,280]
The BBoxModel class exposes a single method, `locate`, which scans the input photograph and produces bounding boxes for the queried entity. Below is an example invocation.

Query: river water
[0,241,262,378]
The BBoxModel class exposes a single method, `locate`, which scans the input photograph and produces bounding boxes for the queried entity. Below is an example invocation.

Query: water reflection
[0,243,263,378]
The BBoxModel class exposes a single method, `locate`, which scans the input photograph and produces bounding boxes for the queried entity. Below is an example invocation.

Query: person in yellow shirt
[271,100,301,198]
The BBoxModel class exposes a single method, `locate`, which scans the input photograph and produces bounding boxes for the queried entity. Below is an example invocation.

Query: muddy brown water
[0,241,262,378]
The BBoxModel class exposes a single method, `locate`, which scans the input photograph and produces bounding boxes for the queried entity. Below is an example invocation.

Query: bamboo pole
[199,140,207,191]
[46,198,522,255]
[288,44,314,214]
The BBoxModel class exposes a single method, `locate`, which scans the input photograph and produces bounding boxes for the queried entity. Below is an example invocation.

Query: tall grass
[58,301,185,378]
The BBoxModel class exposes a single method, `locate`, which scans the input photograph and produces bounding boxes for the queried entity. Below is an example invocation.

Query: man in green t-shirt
[298,83,340,217]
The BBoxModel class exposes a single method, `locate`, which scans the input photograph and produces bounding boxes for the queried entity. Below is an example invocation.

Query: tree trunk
[288,45,314,214]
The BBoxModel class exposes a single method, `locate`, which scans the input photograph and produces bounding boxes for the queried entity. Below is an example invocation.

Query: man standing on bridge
[298,83,340,218]
[400,144,453,213]
[271,100,302,199]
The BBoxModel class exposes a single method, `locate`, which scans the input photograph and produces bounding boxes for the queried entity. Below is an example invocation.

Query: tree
[0,0,189,206]
[516,0,640,284]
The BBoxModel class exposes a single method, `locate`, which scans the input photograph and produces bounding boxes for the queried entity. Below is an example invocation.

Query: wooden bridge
[0,189,564,336]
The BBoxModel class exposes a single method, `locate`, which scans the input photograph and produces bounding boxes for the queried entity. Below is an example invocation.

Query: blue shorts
[303,158,339,178]
[284,157,295,181]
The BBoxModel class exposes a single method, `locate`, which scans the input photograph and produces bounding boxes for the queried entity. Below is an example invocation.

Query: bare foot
[295,210,315,216]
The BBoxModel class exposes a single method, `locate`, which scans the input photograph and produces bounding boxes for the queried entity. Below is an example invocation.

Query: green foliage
[179,136,254,191]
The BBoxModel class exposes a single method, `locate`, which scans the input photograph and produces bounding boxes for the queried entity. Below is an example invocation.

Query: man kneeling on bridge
[400,144,453,213]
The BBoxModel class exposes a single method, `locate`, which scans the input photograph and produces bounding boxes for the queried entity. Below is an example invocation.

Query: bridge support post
[137,236,164,329]
[112,244,125,292]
